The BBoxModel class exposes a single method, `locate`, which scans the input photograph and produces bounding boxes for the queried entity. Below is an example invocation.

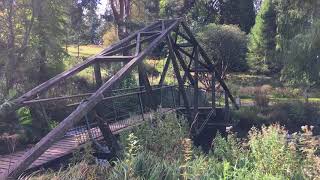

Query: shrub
[29,113,320,180]
[102,25,119,47]
[253,87,269,107]
[125,112,189,160]
[197,24,248,73]
[248,125,303,177]
[271,87,302,98]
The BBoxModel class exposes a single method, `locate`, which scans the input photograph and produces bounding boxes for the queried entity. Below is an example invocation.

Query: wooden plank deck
[0,109,172,177]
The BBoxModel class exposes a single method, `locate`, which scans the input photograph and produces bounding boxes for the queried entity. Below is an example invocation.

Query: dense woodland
[0,0,320,179]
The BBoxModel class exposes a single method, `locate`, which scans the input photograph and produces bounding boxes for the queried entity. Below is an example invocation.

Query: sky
[97,0,108,15]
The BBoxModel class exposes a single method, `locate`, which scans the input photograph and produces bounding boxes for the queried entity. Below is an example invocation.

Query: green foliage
[30,112,320,179]
[127,112,188,160]
[247,0,278,74]
[274,0,320,85]
[197,24,248,73]
[159,0,184,17]
[280,21,320,86]
[274,0,319,52]
[17,107,33,127]
[16,107,34,140]
[220,0,256,33]
[248,125,302,177]
[119,73,137,89]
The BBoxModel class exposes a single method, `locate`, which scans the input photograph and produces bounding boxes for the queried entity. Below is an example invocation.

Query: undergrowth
[29,111,320,180]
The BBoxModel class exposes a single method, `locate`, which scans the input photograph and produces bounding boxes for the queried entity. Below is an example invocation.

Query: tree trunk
[5,0,17,95]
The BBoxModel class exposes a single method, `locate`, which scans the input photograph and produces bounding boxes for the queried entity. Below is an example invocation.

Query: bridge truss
[0,18,238,179]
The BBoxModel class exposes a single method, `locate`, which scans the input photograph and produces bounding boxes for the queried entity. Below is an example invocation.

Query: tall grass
[30,112,319,180]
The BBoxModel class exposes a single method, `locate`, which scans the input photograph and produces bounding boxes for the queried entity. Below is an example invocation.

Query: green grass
[67,45,104,58]
[63,45,106,81]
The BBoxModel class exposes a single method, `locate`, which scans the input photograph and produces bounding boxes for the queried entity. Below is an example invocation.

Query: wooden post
[138,63,156,110]
[193,46,199,119]
[224,90,229,122]
[94,109,120,155]
[94,63,103,89]
[159,57,171,86]
[172,43,194,86]
[167,36,192,124]
[93,66,120,155]
[212,71,216,115]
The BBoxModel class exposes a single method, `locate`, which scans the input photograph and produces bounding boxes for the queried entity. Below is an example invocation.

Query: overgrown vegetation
[1,0,320,178]
[29,112,320,179]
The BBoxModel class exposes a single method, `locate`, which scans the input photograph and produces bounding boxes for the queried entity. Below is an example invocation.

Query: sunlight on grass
[67,45,104,58]
[63,45,106,81]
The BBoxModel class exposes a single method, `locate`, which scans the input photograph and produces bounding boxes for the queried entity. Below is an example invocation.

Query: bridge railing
[64,85,178,145]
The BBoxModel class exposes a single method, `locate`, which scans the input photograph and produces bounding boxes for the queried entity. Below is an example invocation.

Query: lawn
[67,45,104,58]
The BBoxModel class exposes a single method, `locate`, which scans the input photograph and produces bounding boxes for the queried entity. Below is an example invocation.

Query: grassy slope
[67,45,104,58]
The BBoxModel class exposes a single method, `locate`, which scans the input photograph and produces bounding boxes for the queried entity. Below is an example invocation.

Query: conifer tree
[247,0,277,74]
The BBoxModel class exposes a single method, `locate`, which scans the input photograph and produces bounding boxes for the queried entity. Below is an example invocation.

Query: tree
[0,0,70,136]
[197,24,247,89]
[280,21,320,86]
[107,0,132,40]
[275,0,319,53]
[219,0,255,33]
[247,0,278,74]
[239,0,255,33]
[274,0,320,86]
[187,0,220,27]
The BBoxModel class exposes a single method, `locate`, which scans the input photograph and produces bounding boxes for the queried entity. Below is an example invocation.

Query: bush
[248,125,302,177]
[253,87,269,107]
[197,24,248,73]
[271,87,302,98]
[124,112,189,160]
[30,113,320,180]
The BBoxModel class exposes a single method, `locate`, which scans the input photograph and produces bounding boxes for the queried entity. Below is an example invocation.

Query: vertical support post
[167,36,192,124]
[137,93,145,121]
[159,57,171,86]
[135,33,141,56]
[224,90,229,122]
[94,110,120,155]
[171,86,176,107]
[212,71,216,114]
[193,46,199,119]
[93,67,119,154]
[138,63,156,110]
[94,63,103,89]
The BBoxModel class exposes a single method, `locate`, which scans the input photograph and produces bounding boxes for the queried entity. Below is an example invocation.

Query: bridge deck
[0,109,172,177]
